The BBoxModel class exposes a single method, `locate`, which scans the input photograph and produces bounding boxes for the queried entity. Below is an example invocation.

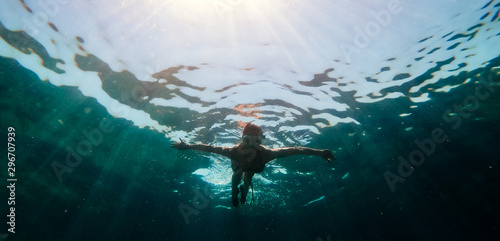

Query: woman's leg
[240,172,254,204]
[231,171,242,207]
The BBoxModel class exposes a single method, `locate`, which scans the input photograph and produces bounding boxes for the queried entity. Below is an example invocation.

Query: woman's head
[242,123,265,147]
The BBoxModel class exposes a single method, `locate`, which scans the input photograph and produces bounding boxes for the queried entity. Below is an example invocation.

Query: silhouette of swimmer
[172,123,335,207]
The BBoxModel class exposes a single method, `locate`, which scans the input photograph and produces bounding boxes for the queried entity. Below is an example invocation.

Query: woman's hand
[321,149,335,162]
[172,138,189,150]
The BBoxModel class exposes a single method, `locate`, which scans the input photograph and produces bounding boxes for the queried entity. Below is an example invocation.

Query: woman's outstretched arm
[267,147,335,163]
[172,139,233,158]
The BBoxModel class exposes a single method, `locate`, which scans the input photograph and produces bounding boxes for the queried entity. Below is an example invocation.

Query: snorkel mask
[242,135,263,148]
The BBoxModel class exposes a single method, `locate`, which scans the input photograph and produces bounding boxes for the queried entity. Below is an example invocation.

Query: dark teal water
[2,50,500,241]
[1,1,500,241]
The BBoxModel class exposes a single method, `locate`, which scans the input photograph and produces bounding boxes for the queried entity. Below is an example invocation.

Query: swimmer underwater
[172,123,335,207]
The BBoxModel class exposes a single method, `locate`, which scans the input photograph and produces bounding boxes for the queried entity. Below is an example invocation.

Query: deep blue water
[1,0,500,240]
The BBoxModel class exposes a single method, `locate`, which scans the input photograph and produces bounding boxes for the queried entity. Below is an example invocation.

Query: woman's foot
[232,187,239,207]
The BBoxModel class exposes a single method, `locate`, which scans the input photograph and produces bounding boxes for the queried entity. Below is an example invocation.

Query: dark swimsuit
[230,146,266,173]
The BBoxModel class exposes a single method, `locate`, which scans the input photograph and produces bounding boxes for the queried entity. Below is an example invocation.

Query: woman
[172,123,335,207]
